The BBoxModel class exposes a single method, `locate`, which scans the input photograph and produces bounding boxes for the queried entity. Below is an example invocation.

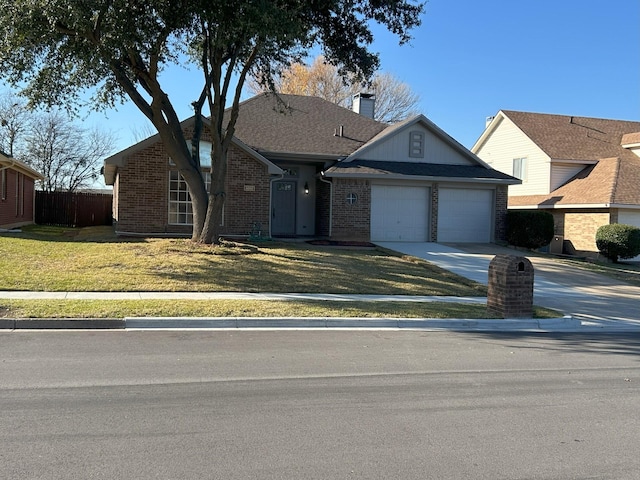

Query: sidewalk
[1,290,638,332]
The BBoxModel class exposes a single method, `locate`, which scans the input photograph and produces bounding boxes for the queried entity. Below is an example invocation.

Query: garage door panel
[371,185,429,242]
[438,188,493,243]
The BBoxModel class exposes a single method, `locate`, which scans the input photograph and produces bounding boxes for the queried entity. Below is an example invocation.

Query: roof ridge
[607,157,622,204]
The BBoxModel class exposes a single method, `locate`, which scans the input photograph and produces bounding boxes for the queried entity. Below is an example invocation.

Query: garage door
[618,210,640,261]
[437,188,493,243]
[370,185,429,242]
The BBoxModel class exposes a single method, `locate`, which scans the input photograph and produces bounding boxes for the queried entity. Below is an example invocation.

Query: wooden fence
[35,191,113,227]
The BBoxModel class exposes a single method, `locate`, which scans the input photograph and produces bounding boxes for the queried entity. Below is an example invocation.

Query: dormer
[621,132,640,158]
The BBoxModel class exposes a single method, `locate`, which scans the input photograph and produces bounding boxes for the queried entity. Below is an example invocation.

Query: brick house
[0,151,43,230]
[472,110,640,258]
[103,93,518,242]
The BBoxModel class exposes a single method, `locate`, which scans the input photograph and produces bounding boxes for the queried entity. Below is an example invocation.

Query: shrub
[506,210,555,249]
[595,224,640,262]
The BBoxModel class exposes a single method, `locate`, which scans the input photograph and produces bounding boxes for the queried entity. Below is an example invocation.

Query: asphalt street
[1,330,639,479]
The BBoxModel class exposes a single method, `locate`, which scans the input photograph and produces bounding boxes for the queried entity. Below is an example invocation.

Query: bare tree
[25,111,116,192]
[248,55,421,123]
[0,90,30,157]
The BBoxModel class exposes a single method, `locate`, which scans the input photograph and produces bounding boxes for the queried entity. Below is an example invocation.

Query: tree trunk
[198,139,228,244]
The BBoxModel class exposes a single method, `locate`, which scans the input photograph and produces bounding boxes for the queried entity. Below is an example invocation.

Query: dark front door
[272,181,296,236]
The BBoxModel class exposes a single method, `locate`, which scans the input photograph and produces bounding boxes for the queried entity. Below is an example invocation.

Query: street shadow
[463,331,640,358]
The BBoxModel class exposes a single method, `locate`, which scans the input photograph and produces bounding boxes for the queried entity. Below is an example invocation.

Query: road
[1,330,640,479]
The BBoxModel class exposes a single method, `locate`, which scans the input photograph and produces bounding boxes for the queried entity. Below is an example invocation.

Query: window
[1,169,6,200]
[168,170,212,225]
[346,192,358,205]
[513,157,528,181]
[409,131,425,158]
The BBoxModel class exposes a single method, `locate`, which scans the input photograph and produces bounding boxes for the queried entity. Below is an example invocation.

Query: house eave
[258,150,345,163]
[509,203,612,210]
[324,172,520,185]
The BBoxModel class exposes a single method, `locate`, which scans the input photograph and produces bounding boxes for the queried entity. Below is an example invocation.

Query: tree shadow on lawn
[466,331,640,359]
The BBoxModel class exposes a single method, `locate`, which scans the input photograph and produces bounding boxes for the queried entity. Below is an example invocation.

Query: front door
[272,181,296,236]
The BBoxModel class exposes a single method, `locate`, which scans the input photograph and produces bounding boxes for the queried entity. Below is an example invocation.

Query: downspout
[268,173,284,238]
[319,172,333,238]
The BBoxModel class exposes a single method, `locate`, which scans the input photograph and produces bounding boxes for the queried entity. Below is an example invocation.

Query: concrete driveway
[376,242,640,325]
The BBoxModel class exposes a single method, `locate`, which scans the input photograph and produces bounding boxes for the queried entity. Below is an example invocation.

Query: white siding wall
[362,124,475,165]
[617,210,640,261]
[474,116,551,195]
[550,163,588,190]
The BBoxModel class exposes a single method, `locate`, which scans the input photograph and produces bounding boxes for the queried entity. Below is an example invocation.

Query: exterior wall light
[304,181,309,195]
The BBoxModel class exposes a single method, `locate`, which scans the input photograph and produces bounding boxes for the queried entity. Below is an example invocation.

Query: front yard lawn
[0,226,486,296]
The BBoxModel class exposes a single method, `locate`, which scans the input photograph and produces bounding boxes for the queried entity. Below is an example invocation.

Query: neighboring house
[472,110,640,258]
[103,93,519,243]
[0,151,44,230]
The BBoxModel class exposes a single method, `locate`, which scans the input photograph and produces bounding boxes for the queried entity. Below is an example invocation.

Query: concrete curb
[2,316,639,332]
[123,315,581,331]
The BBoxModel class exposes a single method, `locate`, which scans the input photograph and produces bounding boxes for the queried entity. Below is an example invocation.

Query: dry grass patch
[1,226,486,296]
[0,299,560,320]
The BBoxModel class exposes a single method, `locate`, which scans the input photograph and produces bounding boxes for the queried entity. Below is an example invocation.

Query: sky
[43,0,640,187]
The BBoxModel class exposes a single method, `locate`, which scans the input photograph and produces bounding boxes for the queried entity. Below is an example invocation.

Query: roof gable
[103,116,282,185]
[345,114,492,168]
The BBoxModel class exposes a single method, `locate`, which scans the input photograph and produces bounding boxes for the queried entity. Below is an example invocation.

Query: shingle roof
[228,93,387,157]
[325,159,519,183]
[502,110,640,161]
[502,111,640,208]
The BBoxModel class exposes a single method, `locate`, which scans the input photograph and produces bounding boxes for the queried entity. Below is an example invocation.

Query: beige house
[472,110,640,258]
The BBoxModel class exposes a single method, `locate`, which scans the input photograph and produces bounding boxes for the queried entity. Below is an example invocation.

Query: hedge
[506,210,555,249]
[595,224,640,262]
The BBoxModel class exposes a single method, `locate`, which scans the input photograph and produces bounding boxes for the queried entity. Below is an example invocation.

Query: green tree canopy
[0,0,424,243]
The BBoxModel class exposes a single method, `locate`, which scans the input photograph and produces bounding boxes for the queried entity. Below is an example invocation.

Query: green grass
[0,226,486,296]
[0,299,561,319]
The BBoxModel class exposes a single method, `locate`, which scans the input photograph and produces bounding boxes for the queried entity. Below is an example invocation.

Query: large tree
[248,55,421,123]
[0,0,424,244]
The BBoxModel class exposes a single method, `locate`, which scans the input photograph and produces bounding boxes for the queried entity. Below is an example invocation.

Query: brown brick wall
[487,255,534,318]
[113,128,271,236]
[564,210,611,252]
[429,184,439,242]
[331,178,371,241]
[0,169,37,229]
[315,179,331,237]
[494,185,508,242]
[221,148,270,236]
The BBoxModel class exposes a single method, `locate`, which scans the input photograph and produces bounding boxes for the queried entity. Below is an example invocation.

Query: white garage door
[438,188,493,243]
[618,210,640,261]
[371,185,429,242]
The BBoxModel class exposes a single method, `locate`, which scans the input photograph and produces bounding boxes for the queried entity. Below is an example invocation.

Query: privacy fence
[35,191,113,227]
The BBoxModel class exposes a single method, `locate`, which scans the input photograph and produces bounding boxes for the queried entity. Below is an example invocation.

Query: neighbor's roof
[324,159,520,184]
[0,152,44,180]
[474,110,640,209]
[228,93,387,158]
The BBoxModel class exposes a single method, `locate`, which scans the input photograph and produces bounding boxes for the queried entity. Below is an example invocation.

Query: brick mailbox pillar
[487,255,534,318]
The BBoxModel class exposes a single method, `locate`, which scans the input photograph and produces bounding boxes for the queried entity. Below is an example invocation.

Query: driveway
[376,242,640,325]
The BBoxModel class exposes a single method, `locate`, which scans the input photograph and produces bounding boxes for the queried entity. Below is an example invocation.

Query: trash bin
[487,255,534,318]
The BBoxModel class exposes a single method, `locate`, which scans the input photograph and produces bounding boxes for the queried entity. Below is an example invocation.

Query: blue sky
[84,0,638,182]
